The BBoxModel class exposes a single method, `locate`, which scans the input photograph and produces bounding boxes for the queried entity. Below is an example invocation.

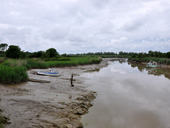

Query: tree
[46,48,58,58]
[166,52,170,58]
[0,43,8,57]
[6,45,21,58]
[0,43,8,52]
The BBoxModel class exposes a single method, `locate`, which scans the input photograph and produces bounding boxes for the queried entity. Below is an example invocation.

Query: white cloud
[0,0,170,53]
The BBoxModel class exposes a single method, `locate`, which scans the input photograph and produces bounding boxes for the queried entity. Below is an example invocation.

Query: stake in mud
[71,73,74,87]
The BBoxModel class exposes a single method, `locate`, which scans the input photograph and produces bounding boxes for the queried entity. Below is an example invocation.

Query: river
[81,59,170,128]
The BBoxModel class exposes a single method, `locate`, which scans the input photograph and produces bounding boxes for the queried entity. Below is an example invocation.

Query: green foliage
[166,52,170,58]
[6,45,21,59]
[46,48,58,58]
[0,65,28,84]
[0,44,8,52]
[0,43,8,57]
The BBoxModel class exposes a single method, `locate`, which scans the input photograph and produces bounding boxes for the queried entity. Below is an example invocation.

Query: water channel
[81,59,170,128]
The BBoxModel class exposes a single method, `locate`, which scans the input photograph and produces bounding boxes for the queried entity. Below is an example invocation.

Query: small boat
[37,69,60,77]
[146,61,157,68]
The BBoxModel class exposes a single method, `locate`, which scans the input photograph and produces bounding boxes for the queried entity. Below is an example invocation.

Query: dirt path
[0,59,109,128]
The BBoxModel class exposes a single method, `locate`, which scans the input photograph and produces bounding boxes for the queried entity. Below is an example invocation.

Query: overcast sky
[0,0,170,53]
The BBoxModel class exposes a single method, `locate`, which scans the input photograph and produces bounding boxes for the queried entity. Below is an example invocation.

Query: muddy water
[81,60,170,128]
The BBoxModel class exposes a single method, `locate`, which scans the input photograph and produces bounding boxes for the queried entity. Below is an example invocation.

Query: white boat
[37,69,60,77]
[146,61,157,68]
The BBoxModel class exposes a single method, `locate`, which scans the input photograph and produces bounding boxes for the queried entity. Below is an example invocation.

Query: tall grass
[2,59,27,67]
[2,57,101,69]
[45,57,101,67]
[0,65,28,84]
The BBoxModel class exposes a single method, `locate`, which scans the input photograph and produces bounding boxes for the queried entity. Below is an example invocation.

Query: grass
[0,56,102,84]
[2,57,102,69]
[0,65,28,84]
[45,57,102,67]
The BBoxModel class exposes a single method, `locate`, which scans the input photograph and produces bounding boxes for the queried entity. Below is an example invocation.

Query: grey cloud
[0,0,170,53]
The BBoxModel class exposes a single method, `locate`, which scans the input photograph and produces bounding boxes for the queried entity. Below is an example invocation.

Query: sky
[0,0,170,54]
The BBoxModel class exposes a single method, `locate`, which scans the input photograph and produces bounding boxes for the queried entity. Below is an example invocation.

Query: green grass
[45,57,101,67]
[0,56,101,84]
[0,65,28,84]
[2,57,101,69]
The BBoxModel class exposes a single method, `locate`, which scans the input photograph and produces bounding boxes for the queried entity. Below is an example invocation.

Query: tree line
[0,43,59,59]
[70,51,170,58]
[0,43,170,59]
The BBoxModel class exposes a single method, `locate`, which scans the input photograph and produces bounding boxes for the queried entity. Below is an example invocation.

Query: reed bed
[0,65,28,84]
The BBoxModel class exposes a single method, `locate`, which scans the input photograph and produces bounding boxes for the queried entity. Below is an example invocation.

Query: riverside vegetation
[0,44,102,85]
[0,44,170,85]
[0,57,101,84]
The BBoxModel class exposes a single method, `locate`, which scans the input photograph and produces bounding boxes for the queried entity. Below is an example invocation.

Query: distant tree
[41,52,49,58]
[0,43,8,52]
[61,54,67,57]
[46,48,58,58]
[166,52,170,58]
[20,51,26,58]
[6,45,21,58]
[0,43,8,57]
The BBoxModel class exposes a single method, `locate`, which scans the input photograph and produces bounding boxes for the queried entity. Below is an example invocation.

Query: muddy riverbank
[0,58,110,128]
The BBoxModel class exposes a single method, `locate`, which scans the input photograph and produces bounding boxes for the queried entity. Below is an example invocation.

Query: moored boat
[146,61,157,68]
[37,69,60,77]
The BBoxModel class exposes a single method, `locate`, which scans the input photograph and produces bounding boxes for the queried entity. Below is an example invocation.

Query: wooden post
[71,73,74,87]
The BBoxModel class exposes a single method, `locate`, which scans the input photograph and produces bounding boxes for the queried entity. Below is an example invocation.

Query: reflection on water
[129,62,170,80]
[81,60,170,128]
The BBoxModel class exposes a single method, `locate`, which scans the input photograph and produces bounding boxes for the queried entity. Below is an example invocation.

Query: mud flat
[0,58,110,128]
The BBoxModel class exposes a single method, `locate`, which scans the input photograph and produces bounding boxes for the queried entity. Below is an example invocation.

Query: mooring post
[71,73,74,87]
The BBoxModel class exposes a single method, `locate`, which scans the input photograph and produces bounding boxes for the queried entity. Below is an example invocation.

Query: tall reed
[0,65,28,84]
